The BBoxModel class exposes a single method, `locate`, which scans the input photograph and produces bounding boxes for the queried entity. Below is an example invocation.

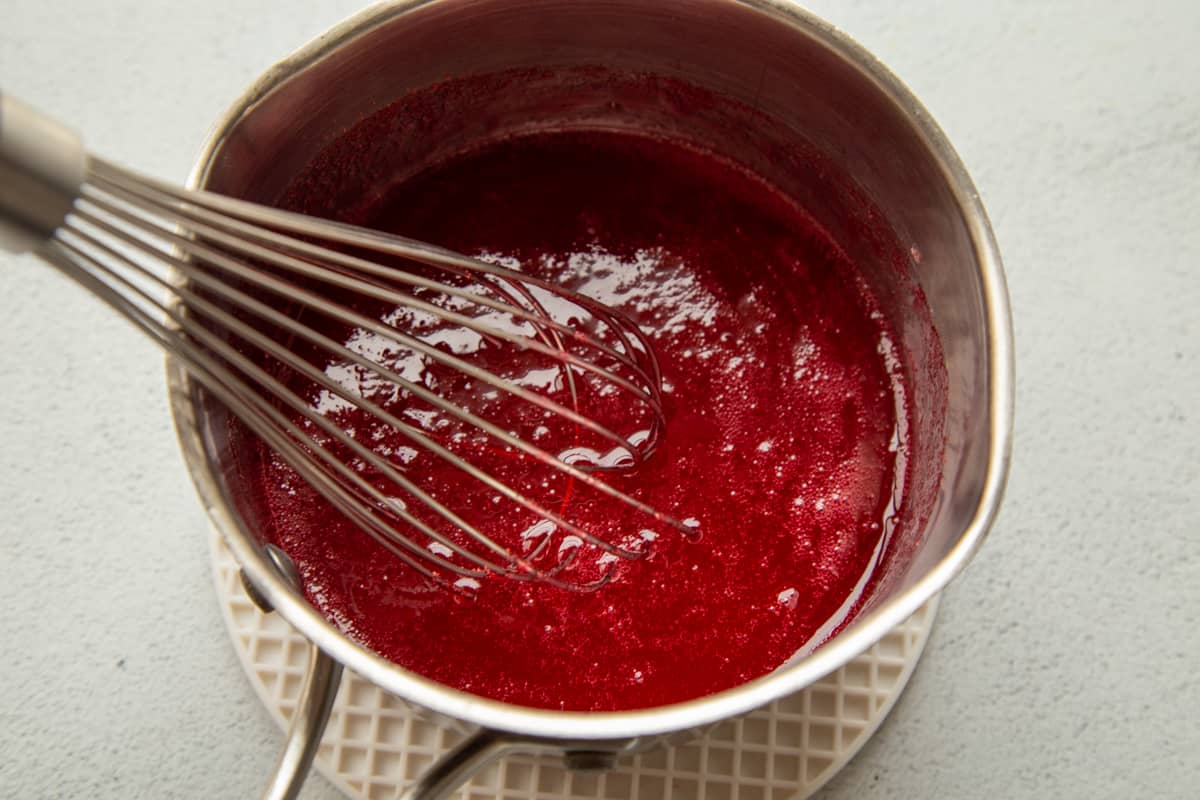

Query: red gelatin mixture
[255,128,914,711]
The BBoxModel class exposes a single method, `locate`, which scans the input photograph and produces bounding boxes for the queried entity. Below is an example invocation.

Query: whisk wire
[132,221,643,563]
[88,158,666,426]
[47,234,492,577]
[20,152,695,590]
[51,227,632,589]
[91,157,663,383]
[68,201,677,539]
[81,172,667,465]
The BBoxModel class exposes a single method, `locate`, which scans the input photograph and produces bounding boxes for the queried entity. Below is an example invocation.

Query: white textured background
[1,1,1197,797]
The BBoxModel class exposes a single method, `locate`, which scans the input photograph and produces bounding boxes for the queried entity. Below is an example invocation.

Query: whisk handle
[0,92,86,254]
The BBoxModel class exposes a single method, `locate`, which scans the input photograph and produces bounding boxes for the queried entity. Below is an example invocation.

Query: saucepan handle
[240,547,345,800]
[259,641,344,800]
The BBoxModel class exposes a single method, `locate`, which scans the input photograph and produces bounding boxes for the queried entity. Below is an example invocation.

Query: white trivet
[211,531,937,799]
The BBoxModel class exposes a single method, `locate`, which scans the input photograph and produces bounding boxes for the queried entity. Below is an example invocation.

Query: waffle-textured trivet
[211,531,937,799]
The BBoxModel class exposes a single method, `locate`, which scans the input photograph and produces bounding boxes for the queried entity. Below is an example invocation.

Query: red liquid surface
[258,130,909,710]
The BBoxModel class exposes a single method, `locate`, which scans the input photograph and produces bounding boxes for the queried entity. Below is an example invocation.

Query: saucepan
[169,1,1013,797]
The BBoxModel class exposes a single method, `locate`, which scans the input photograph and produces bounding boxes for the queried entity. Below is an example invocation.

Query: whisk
[0,92,687,590]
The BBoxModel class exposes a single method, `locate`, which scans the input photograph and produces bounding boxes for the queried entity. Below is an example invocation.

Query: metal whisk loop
[38,155,690,591]
[61,212,654,578]
[88,157,667,463]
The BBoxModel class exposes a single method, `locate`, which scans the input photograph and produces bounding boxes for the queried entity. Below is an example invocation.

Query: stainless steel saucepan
[170,1,1013,797]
